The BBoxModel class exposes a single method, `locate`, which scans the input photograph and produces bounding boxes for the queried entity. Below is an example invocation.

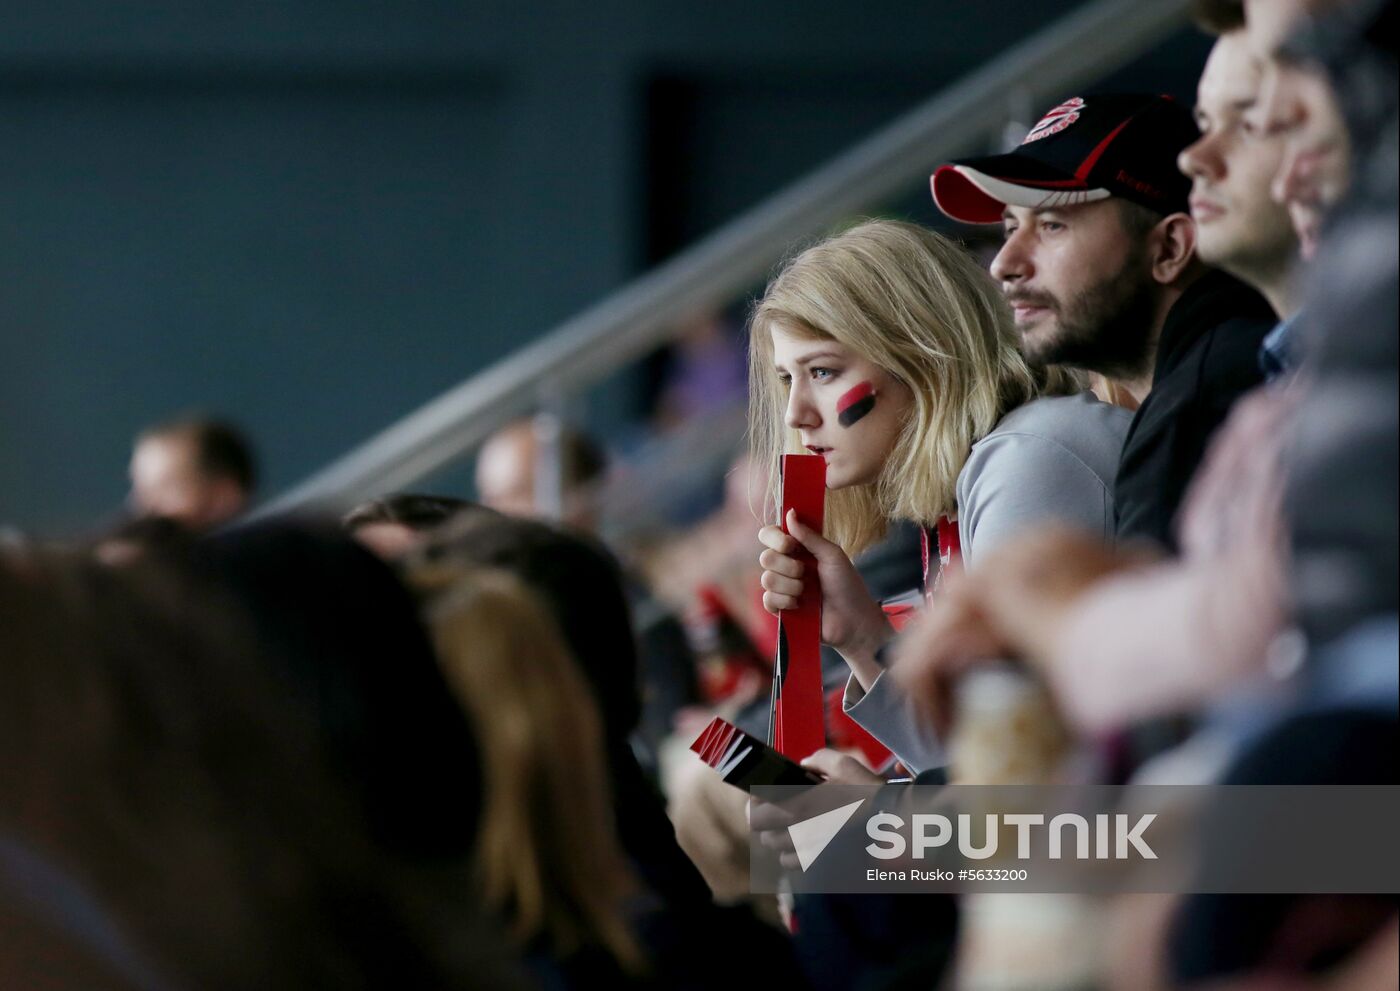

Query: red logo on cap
[1023,97,1084,145]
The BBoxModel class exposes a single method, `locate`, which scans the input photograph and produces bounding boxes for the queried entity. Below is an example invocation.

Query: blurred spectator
[475,417,607,531]
[1167,3,1400,981]
[412,564,646,984]
[639,453,770,632]
[1268,0,1397,649]
[419,512,810,989]
[933,92,1277,551]
[191,522,483,862]
[0,540,517,990]
[1247,0,1357,261]
[420,510,711,907]
[477,417,700,770]
[347,487,699,784]
[127,415,256,532]
[1179,3,1304,372]
[650,312,748,432]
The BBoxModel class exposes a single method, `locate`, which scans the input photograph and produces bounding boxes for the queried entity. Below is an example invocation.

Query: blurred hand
[758,509,891,659]
[969,527,1155,659]
[890,529,1155,737]
[669,762,752,900]
[800,747,885,786]
[672,706,718,744]
[1177,385,1296,558]
[748,791,806,871]
[747,749,883,870]
[888,577,1010,739]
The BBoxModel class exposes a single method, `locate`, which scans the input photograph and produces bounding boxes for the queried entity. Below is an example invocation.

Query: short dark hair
[342,493,475,533]
[557,425,608,490]
[1116,198,1166,239]
[492,418,608,491]
[141,415,257,493]
[1191,0,1246,35]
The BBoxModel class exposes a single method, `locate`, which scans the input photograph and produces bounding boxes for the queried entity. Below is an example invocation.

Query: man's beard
[1011,251,1159,380]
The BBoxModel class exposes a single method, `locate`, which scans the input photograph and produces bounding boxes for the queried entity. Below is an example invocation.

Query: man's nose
[989,235,1030,284]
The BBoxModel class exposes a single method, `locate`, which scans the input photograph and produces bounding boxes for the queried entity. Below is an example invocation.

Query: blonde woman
[414,565,646,983]
[750,219,1131,775]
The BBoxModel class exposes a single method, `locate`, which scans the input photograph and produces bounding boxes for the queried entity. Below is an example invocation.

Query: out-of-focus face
[475,423,597,530]
[1245,0,1351,259]
[989,199,1159,379]
[769,325,912,491]
[475,426,538,519]
[1178,33,1298,280]
[128,434,241,530]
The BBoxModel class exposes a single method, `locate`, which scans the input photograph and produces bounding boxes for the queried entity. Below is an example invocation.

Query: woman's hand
[800,747,886,785]
[748,748,885,871]
[758,510,892,670]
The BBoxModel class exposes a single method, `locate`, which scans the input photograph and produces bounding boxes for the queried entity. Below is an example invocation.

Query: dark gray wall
[0,2,1211,533]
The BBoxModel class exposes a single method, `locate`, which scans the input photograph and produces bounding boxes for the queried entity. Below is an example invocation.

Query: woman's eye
[777,373,792,387]
[810,367,836,382]
[1040,220,1064,233]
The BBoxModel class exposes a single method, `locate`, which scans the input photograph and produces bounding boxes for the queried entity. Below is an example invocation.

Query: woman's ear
[1150,212,1197,285]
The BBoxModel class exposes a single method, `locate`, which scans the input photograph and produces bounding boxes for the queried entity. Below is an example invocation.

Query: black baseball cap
[931,93,1200,224]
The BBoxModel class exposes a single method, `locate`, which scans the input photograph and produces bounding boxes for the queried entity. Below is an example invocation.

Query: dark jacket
[1114,270,1276,551]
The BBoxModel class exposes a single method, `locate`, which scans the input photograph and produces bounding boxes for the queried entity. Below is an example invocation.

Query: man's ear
[203,478,248,526]
[1150,212,1197,285]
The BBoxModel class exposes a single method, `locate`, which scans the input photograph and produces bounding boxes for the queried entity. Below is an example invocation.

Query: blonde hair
[748,219,1076,556]
[412,565,644,972]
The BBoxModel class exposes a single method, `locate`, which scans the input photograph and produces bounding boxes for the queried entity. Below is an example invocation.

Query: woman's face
[770,325,913,490]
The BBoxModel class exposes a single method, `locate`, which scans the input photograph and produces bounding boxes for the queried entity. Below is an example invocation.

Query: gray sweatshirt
[841,391,1132,773]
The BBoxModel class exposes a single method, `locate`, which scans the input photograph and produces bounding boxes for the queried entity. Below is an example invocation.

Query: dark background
[0,2,1213,533]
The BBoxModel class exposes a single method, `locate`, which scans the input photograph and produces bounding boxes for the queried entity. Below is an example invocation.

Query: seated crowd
[1,0,1394,987]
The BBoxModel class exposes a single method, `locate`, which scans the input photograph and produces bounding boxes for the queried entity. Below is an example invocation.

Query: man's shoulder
[1145,272,1274,421]
[1153,313,1272,416]
[1155,271,1275,385]
[984,392,1134,451]
[964,392,1131,493]
[1113,276,1277,550]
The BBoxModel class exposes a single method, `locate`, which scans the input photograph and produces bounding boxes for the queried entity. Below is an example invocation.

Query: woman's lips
[805,445,831,457]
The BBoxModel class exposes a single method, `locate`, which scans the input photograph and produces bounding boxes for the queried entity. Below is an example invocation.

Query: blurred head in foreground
[0,535,516,990]
[411,563,643,974]
[343,493,475,559]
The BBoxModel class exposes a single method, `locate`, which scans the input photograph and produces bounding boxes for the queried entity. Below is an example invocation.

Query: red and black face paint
[836,382,876,428]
